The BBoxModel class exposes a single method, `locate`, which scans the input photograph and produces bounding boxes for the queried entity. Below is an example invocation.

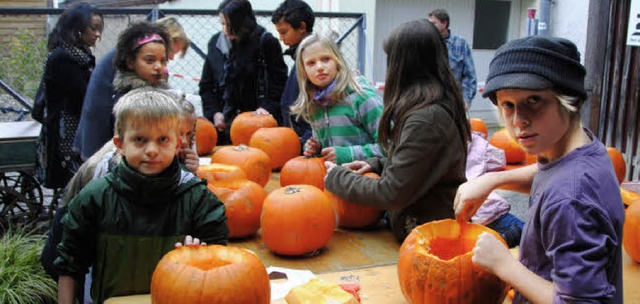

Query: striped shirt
[446,32,477,105]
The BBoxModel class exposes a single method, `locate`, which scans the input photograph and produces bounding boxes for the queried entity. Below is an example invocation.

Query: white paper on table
[267,266,316,301]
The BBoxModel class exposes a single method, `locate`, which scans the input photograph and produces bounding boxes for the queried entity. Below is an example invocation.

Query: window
[473,0,511,50]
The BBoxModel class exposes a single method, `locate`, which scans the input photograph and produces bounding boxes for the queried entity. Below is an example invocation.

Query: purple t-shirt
[515,129,625,304]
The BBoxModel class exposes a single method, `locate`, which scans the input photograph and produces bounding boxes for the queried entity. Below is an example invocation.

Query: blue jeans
[486,213,524,248]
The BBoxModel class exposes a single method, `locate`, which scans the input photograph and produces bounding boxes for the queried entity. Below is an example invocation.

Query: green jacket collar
[107,157,182,207]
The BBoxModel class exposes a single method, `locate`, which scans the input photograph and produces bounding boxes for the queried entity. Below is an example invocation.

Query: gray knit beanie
[483,36,587,104]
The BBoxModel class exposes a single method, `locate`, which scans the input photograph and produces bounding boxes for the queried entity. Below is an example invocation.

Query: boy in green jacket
[55,88,228,304]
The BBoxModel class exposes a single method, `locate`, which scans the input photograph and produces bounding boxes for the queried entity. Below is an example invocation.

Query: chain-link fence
[0,7,365,121]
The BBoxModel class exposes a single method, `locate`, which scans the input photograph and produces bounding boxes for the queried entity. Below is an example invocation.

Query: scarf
[312,79,337,107]
[61,41,95,71]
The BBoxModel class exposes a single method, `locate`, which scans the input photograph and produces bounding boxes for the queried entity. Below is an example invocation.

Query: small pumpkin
[151,245,270,304]
[211,145,271,187]
[195,117,218,156]
[623,198,640,263]
[469,118,488,139]
[398,219,509,304]
[326,172,383,229]
[208,179,267,238]
[280,156,327,190]
[260,185,335,256]
[607,147,626,184]
[230,111,278,146]
[196,163,247,183]
[249,127,301,170]
[489,128,526,164]
[621,187,640,207]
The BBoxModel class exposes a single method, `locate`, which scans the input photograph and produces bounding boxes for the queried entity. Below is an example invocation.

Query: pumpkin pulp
[427,238,477,261]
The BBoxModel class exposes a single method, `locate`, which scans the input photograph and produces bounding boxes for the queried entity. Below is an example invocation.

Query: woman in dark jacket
[36,2,103,189]
[199,0,288,144]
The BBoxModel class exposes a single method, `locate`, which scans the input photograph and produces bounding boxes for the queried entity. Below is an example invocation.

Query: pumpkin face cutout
[229,111,278,146]
[195,117,217,156]
[397,219,509,304]
[623,198,640,263]
[212,145,271,187]
[280,156,327,190]
[326,172,383,229]
[151,245,270,304]
[249,127,301,170]
[208,179,267,239]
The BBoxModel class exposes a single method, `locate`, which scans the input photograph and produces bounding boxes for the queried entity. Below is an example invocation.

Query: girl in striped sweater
[290,33,384,165]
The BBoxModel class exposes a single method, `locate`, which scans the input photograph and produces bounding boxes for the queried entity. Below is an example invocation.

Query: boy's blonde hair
[113,88,182,138]
[290,33,361,122]
[156,16,191,58]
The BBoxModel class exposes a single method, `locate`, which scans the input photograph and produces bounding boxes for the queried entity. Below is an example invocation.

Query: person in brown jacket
[324,19,470,242]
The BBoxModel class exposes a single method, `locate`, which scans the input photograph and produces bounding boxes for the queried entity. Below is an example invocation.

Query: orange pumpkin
[208,179,267,238]
[623,198,640,263]
[195,117,218,156]
[607,147,626,184]
[280,156,327,190]
[489,128,526,164]
[151,245,270,304]
[398,219,509,304]
[469,118,488,139]
[621,187,640,207]
[230,111,278,146]
[249,127,301,170]
[326,172,383,229]
[211,145,271,187]
[260,185,335,256]
[196,163,247,183]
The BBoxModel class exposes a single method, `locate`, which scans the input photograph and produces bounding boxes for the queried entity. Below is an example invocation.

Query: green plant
[0,28,48,101]
[0,229,57,304]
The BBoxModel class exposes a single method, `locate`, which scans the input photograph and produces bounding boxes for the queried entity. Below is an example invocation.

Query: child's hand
[320,147,337,164]
[255,107,270,115]
[341,160,371,175]
[472,232,513,276]
[213,112,226,131]
[179,147,199,173]
[454,177,494,223]
[175,235,207,248]
[324,161,337,175]
[303,137,321,157]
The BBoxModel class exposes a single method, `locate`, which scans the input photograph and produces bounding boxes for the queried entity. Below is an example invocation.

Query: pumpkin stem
[284,186,301,194]
[234,144,249,151]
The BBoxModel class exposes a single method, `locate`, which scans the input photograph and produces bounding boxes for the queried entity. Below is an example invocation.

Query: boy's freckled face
[114,119,180,176]
[275,18,306,47]
[496,89,571,160]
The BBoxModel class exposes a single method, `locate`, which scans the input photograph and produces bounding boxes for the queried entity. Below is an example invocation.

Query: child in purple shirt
[454,36,625,303]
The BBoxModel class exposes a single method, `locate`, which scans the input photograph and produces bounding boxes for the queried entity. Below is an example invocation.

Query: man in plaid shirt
[429,8,477,109]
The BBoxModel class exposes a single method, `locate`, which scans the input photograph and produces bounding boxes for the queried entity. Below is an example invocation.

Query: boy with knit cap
[454,36,624,303]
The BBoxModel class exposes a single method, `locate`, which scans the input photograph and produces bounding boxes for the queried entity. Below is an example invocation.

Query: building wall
[0,0,48,52]
[550,0,588,64]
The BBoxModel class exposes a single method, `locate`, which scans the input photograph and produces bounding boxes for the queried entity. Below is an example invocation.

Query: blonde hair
[62,141,119,206]
[290,33,361,122]
[156,16,190,58]
[113,88,182,138]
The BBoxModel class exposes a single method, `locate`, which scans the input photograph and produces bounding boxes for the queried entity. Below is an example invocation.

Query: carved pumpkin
[260,185,335,256]
[489,128,525,164]
[195,117,218,156]
[196,163,247,184]
[326,172,383,229]
[398,219,509,304]
[249,127,301,170]
[151,245,270,304]
[211,145,271,187]
[208,179,267,238]
[280,156,327,190]
[623,198,640,262]
[230,111,278,146]
[607,147,626,184]
[469,118,488,139]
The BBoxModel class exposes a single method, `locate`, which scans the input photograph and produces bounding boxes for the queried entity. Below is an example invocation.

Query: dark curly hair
[113,21,171,72]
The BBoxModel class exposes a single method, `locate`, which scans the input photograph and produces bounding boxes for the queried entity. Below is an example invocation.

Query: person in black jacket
[199,0,287,145]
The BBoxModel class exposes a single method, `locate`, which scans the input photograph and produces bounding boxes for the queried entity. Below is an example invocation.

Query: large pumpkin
[623,198,640,263]
[196,163,247,184]
[249,127,301,170]
[280,156,327,190]
[326,172,383,229]
[260,185,335,256]
[230,111,278,146]
[208,179,267,238]
[469,118,488,139]
[151,245,270,304]
[489,128,526,164]
[211,145,271,187]
[398,219,509,304]
[195,117,218,156]
[607,147,626,184]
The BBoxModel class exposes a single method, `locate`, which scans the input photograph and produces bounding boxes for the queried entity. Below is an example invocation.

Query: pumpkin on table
[606,147,626,184]
[469,118,488,139]
[260,185,335,256]
[249,127,301,170]
[195,117,218,156]
[623,198,640,263]
[150,245,270,304]
[208,179,267,238]
[196,163,247,184]
[211,145,271,187]
[230,111,278,146]
[280,156,327,190]
[397,219,509,304]
[326,172,383,229]
[489,128,526,165]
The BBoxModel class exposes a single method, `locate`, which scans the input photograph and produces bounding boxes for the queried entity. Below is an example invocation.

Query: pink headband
[136,33,164,48]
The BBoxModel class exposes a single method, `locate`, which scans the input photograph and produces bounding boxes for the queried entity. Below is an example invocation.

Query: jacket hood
[113,71,169,93]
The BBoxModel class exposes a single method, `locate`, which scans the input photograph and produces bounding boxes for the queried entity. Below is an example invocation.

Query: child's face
[275,18,307,47]
[496,89,572,161]
[302,42,338,90]
[113,119,180,176]
[127,42,167,86]
[179,113,196,149]
[220,13,238,40]
[169,39,186,61]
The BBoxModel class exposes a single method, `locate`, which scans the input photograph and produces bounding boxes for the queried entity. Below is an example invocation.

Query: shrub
[0,28,48,101]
